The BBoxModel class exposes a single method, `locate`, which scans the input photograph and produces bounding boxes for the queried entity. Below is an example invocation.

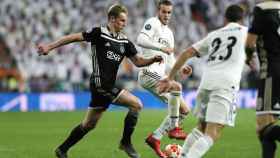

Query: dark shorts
[256,75,280,116]
[89,84,123,110]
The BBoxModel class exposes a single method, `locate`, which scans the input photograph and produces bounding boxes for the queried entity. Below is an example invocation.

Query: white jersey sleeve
[192,35,210,57]
[140,17,161,39]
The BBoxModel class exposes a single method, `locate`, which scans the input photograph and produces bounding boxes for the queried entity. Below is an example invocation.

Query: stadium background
[1,0,278,158]
[0,0,259,93]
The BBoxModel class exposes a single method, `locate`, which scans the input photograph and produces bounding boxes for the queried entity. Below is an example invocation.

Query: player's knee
[206,130,221,141]
[179,102,189,114]
[82,120,97,130]
[205,124,224,141]
[171,82,182,91]
[131,98,143,112]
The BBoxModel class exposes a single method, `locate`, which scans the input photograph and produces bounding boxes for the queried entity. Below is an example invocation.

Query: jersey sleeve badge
[145,24,152,30]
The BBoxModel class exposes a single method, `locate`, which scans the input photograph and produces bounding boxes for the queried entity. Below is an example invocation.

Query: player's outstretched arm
[157,47,197,94]
[168,47,197,80]
[137,33,173,55]
[129,55,163,67]
[36,33,84,56]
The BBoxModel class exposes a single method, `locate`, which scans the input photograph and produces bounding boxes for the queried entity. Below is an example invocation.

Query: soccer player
[157,5,247,158]
[136,0,191,157]
[37,4,163,158]
[246,1,280,157]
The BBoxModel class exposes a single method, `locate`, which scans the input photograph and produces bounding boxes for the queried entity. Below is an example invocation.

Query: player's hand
[157,77,172,93]
[36,44,50,56]
[153,55,163,63]
[180,65,192,80]
[246,54,257,71]
[160,47,174,55]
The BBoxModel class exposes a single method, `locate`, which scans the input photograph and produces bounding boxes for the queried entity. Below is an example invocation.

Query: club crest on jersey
[105,42,111,47]
[145,24,152,30]
[120,44,125,54]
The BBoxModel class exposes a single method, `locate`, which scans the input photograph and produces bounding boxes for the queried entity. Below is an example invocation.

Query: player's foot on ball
[119,142,140,158]
[145,134,167,158]
[55,148,68,158]
[168,127,187,140]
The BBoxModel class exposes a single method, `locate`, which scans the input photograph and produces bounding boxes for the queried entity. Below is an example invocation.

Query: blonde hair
[107,4,128,20]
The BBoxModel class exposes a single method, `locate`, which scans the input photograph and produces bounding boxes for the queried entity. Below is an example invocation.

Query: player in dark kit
[37,4,162,158]
[246,0,280,157]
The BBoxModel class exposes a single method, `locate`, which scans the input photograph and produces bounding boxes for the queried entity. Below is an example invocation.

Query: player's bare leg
[115,90,142,158]
[55,108,105,158]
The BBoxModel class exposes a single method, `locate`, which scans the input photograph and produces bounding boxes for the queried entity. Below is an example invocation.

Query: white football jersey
[139,17,175,75]
[192,23,248,91]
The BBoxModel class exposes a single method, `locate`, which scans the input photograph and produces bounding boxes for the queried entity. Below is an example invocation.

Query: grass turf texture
[0,109,279,158]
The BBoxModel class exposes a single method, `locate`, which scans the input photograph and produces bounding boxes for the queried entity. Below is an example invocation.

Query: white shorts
[193,89,238,127]
[138,69,169,103]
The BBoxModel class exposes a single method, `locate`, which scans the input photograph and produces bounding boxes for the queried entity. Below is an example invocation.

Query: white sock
[169,91,181,129]
[180,128,203,158]
[186,135,214,158]
[153,115,171,140]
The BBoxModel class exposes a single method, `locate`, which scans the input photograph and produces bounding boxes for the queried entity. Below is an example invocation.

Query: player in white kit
[157,5,247,158]
[137,1,191,157]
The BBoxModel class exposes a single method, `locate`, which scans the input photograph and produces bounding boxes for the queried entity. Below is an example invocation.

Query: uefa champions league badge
[145,24,152,30]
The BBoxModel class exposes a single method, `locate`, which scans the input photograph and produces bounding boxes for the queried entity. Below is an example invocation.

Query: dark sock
[259,124,280,158]
[260,138,276,158]
[267,125,280,141]
[121,111,139,145]
[59,124,90,152]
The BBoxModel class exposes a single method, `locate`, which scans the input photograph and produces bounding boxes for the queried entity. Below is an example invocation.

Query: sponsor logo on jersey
[106,51,121,62]
[145,24,152,30]
[158,38,169,47]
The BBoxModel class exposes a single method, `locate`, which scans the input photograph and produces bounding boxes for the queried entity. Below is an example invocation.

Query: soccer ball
[164,144,182,158]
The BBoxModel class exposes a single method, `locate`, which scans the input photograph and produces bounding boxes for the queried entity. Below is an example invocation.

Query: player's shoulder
[85,26,101,34]
[118,32,128,40]
[100,25,128,39]
[100,25,110,35]
[256,1,280,10]
[219,23,247,33]
[144,17,161,27]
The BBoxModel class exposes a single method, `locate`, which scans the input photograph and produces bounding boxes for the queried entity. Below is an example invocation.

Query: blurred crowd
[0,0,259,92]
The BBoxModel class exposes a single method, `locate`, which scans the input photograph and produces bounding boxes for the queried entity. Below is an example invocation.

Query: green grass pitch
[0,109,279,158]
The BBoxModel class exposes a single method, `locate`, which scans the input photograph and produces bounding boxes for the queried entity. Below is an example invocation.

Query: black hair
[225,5,244,22]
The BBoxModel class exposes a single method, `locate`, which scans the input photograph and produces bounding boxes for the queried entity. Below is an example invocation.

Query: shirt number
[208,36,237,62]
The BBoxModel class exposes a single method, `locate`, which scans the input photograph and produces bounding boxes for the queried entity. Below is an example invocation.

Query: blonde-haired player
[137,0,191,157]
